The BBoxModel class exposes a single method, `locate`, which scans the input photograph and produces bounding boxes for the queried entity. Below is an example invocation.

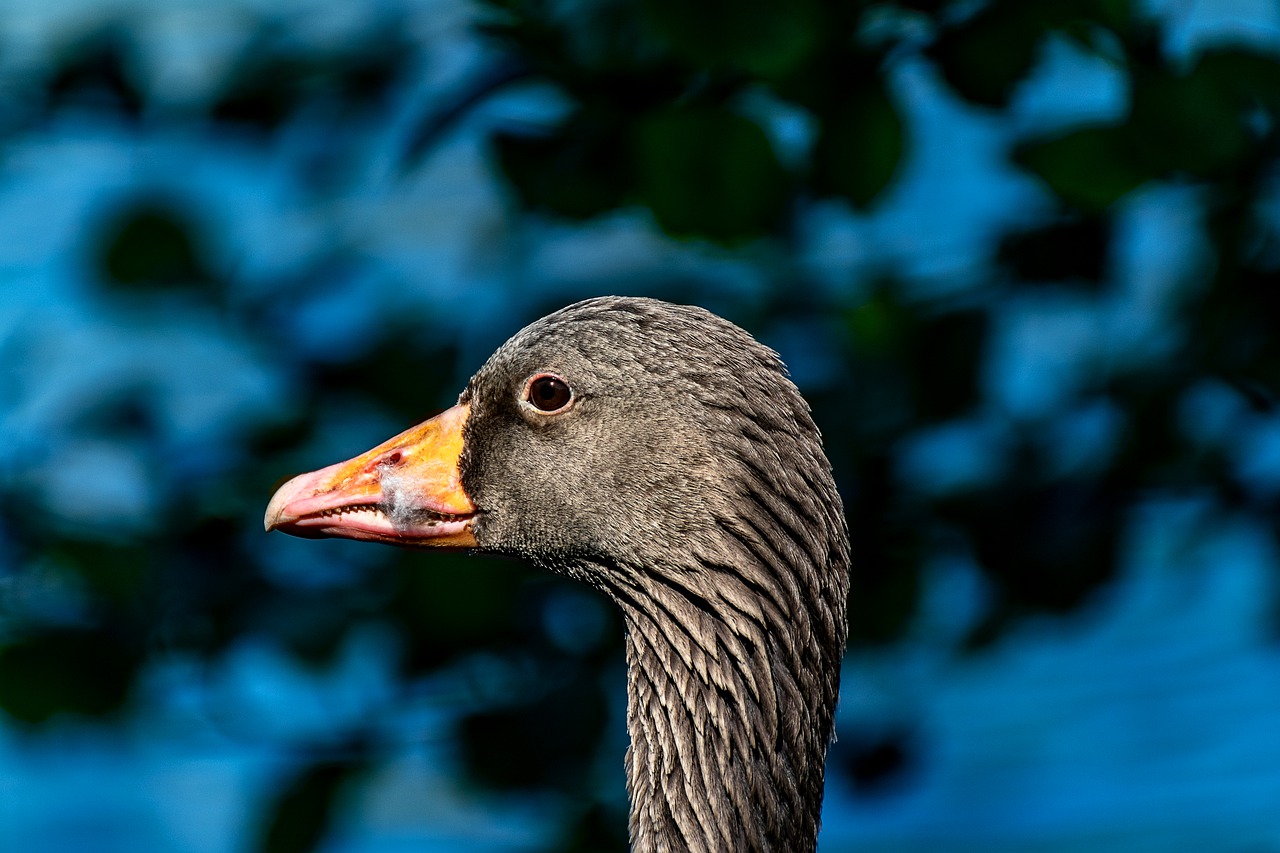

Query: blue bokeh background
[4,0,1280,850]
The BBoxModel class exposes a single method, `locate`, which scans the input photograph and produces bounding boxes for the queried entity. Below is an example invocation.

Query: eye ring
[522,372,574,414]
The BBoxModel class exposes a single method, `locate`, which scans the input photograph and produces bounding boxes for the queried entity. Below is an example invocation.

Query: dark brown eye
[525,374,573,413]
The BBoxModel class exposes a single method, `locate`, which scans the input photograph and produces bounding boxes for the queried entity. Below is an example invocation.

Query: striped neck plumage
[613,555,833,853]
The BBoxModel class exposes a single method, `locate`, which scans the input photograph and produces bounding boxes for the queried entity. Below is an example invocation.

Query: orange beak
[264,403,477,548]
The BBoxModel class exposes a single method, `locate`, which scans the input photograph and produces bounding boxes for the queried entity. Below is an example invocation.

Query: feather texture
[458,297,850,852]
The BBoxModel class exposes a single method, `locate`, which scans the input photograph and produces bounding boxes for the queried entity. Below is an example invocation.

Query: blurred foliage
[43,25,146,119]
[210,21,413,134]
[0,627,141,724]
[4,0,1280,851]
[259,751,372,853]
[94,200,212,292]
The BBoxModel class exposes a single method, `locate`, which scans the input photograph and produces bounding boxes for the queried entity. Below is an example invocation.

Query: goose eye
[525,374,573,413]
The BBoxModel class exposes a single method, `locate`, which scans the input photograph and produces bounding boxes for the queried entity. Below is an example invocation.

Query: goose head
[266,296,850,851]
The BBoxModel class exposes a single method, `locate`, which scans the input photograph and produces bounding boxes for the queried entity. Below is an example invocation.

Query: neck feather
[612,535,842,853]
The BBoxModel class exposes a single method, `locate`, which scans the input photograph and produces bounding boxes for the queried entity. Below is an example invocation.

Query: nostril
[384,451,402,466]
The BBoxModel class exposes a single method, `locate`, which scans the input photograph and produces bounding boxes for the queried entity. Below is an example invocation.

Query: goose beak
[264,403,477,548]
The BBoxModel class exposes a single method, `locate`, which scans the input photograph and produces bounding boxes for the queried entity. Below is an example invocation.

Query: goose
[265,296,850,852]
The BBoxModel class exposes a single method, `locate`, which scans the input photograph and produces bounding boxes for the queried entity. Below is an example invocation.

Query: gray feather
[458,297,850,852]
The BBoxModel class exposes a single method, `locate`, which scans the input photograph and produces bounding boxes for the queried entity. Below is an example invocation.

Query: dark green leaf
[50,539,153,607]
[210,22,410,134]
[914,309,988,420]
[211,65,300,132]
[1128,66,1251,177]
[1014,125,1149,210]
[929,0,1134,106]
[632,107,788,242]
[844,455,923,646]
[840,287,921,438]
[258,757,368,853]
[998,214,1111,287]
[311,331,460,422]
[1086,0,1136,34]
[460,676,608,790]
[642,0,821,78]
[45,26,145,119]
[1195,47,1280,113]
[928,2,1056,107]
[834,728,918,795]
[94,202,210,291]
[845,286,914,359]
[812,80,905,209]
[1202,267,1280,389]
[0,629,139,724]
[390,554,531,673]
[262,593,356,667]
[938,473,1121,621]
[493,112,631,220]
[558,801,630,853]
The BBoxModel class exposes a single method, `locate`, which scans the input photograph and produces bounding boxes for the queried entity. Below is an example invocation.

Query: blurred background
[2,0,1280,850]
